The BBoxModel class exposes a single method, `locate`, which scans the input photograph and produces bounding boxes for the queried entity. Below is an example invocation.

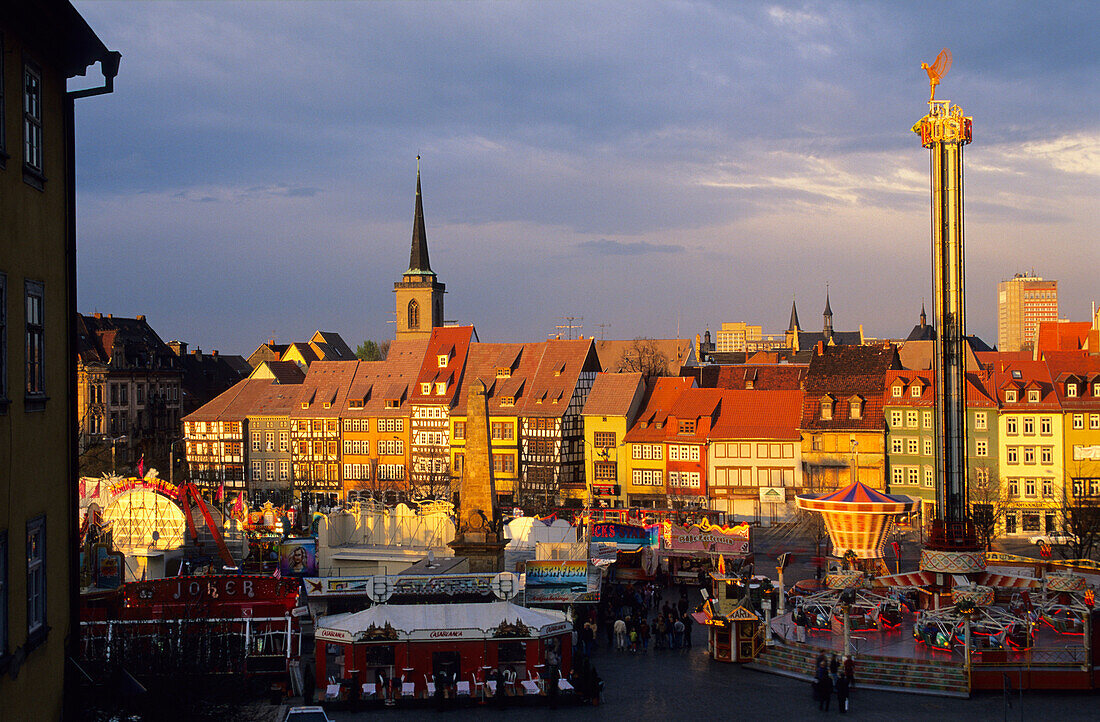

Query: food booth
[314,600,572,698]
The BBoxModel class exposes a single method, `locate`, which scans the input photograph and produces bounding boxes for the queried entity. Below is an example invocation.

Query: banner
[590,522,658,549]
[661,521,751,555]
[525,560,589,590]
[279,538,318,577]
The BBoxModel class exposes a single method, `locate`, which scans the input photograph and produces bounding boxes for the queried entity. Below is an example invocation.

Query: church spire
[920,300,927,328]
[823,285,833,339]
[408,156,434,276]
[788,298,801,333]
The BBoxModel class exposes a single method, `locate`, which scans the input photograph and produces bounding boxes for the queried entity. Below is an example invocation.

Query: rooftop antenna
[555,316,583,340]
[595,322,612,341]
[920,48,952,104]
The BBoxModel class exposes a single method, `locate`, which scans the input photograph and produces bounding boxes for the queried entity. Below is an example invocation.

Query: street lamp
[108,435,128,476]
[169,436,187,486]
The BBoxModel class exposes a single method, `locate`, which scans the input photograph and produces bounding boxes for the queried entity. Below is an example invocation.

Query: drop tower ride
[914,50,985,579]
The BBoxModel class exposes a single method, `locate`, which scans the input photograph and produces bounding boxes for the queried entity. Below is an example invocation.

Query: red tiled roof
[710,364,808,391]
[801,344,897,431]
[1036,321,1089,354]
[408,326,476,405]
[709,389,803,441]
[583,372,645,417]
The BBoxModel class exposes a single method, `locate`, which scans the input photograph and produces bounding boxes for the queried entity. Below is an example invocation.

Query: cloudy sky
[72,1,1098,355]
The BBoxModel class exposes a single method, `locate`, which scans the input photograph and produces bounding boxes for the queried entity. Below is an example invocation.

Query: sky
[71,1,1099,356]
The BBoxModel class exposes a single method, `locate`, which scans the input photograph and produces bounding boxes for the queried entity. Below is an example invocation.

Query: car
[284,707,332,722]
[1027,533,1076,546]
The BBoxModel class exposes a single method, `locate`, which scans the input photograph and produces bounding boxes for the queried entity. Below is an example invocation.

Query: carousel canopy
[316,601,569,643]
[796,482,919,560]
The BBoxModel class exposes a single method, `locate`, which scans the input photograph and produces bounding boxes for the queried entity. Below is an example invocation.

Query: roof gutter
[68,50,121,99]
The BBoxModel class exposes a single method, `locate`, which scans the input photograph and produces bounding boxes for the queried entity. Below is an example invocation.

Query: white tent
[316,601,568,642]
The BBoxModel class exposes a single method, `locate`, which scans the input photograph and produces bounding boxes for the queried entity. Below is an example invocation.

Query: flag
[273,566,282,580]
[716,554,726,575]
[217,482,225,502]
[137,455,145,478]
[231,492,246,520]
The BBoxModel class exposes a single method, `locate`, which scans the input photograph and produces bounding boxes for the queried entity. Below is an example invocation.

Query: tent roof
[317,601,568,642]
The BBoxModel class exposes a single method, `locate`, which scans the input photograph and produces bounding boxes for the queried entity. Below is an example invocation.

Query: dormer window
[385,399,399,409]
[500,396,515,407]
[1028,389,1040,403]
[1005,389,1017,403]
[1093,382,1100,397]
[348,399,364,409]
[1066,383,1078,398]
[678,420,696,434]
[745,380,754,389]
[437,354,449,368]
[300,402,309,409]
[820,396,834,421]
[892,384,903,398]
[322,401,332,409]
[420,382,432,395]
[496,367,511,378]
[910,385,922,398]
[849,396,864,420]
[435,382,446,395]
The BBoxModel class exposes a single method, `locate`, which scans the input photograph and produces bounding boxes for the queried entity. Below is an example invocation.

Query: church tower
[394,159,446,340]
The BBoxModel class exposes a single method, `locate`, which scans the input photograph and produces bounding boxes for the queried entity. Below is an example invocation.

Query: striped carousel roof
[796,481,919,515]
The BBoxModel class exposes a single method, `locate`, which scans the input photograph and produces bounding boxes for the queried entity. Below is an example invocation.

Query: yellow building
[994,363,1063,536]
[582,373,645,507]
[1049,364,1100,507]
[0,3,118,718]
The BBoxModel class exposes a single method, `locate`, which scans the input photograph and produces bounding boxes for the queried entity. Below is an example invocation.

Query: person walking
[682,612,694,648]
[829,653,840,683]
[655,617,667,650]
[836,673,850,713]
[673,617,685,649]
[843,655,855,688]
[639,619,650,653]
[614,616,628,652]
[816,662,833,711]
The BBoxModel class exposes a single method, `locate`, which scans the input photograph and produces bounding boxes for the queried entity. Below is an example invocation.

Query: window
[1023,418,1034,435]
[265,461,275,480]
[892,385,903,398]
[1025,478,1035,496]
[1009,479,1019,497]
[907,467,919,486]
[1023,447,1035,464]
[889,410,902,428]
[1042,478,1052,497]
[593,431,615,448]
[251,432,261,452]
[924,437,933,456]
[1028,389,1040,403]
[923,411,932,429]
[924,467,934,488]
[910,385,922,398]
[23,62,43,173]
[1040,417,1052,435]
[976,439,988,457]
[1007,447,1018,464]
[266,431,274,450]
[906,438,919,455]
[453,421,466,440]
[849,398,862,420]
[26,516,45,634]
[251,461,261,481]
[890,437,903,454]
[1005,389,1017,403]
[678,420,695,434]
[407,299,419,329]
[435,382,446,395]
[491,422,514,441]
[1092,415,1100,430]
[594,462,616,481]
[906,410,918,428]
[492,454,515,474]
[1073,414,1084,430]
[820,397,833,421]
[24,280,44,397]
[1041,447,1052,465]
[892,467,903,486]
[1006,417,1018,435]
[1066,383,1078,398]
[437,354,448,368]
[279,461,289,481]
[420,383,431,395]
[974,412,987,430]
[279,432,288,452]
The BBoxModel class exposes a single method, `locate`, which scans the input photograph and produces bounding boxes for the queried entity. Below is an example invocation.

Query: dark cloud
[71,1,1099,352]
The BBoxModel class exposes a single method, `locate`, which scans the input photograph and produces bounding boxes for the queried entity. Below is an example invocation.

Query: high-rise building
[715,322,762,352]
[998,274,1058,352]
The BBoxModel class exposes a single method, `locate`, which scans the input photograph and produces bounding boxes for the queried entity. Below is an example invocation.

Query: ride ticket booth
[705,574,764,663]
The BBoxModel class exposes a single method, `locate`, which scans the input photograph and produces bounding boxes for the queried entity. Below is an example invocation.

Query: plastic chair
[325,683,341,700]
[424,674,436,698]
[456,680,471,696]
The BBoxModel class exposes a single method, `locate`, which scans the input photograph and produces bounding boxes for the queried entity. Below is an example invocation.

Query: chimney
[192,347,203,361]
[269,339,276,345]
[93,312,102,319]
[136,314,146,322]
[212,350,219,357]
[816,340,825,355]
[107,313,113,318]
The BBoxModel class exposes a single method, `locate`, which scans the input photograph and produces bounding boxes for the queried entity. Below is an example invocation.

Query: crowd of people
[812,651,855,713]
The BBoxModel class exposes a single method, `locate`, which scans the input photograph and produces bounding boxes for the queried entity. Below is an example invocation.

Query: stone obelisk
[448,379,506,572]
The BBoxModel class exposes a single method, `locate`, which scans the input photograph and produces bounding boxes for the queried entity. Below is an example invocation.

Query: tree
[356,339,391,361]
[1059,460,1100,560]
[617,338,671,382]
[969,462,1010,551]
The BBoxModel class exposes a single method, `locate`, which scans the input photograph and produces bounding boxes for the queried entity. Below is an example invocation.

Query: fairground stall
[314,600,571,699]
[660,520,751,583]
[80,575,303,677]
